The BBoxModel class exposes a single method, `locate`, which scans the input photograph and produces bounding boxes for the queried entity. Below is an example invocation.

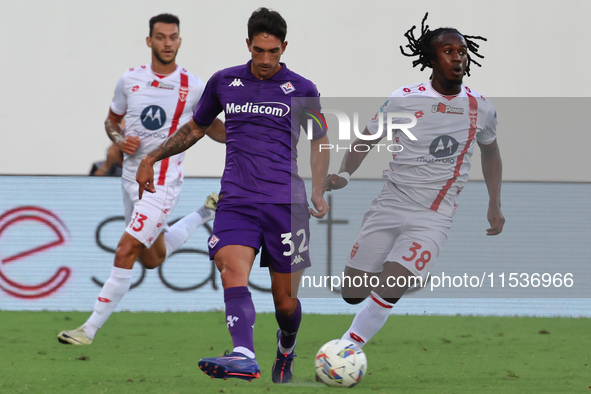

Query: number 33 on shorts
[402,242,432,271]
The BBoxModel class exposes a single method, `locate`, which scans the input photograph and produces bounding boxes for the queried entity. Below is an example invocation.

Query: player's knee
[139,260,160,270]
[341,285,370,304]
[219,268,241,283]
[114,242,142,269]
[139,253,165,269]
[274,296,297,316]
[218,266,250,288]
[342,296,366,305]
[137,248,165,270]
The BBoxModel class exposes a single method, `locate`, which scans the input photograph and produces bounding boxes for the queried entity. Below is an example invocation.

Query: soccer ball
[315,339,367,388]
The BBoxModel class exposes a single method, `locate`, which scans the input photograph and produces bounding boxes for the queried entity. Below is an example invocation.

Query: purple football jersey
[193,61,325,204]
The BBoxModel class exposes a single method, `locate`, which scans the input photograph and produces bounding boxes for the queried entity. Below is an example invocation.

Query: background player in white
[58,13,224,345]
[325,13,505,348]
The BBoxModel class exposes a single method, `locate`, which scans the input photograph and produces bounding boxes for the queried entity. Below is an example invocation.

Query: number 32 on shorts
[280,229,308,256]
[402,241,431,271]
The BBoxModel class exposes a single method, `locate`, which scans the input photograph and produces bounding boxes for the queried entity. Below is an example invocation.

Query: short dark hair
[247,7,287,42]
[400,13,487,76]
[149,13,180,37]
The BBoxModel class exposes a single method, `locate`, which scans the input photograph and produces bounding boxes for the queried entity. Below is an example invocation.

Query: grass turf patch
[0,311,588,393]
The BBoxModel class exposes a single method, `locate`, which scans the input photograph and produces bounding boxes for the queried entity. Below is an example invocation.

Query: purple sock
[224,286,256,354]
[276,298,302,349]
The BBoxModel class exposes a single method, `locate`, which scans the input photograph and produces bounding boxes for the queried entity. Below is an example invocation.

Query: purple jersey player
[136,7,329,383]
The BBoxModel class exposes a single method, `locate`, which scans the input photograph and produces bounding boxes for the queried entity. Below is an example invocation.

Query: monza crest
[179,86,189,102]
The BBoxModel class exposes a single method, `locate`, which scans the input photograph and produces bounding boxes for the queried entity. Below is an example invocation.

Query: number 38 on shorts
[401,241,432,271]
[387,235,445,279]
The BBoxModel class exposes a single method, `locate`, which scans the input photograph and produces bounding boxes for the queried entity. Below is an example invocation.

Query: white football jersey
[367,81,497,217]
[110,64,205,185]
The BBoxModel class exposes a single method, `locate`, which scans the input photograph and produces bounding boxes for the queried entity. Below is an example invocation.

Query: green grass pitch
[0,311,589,393]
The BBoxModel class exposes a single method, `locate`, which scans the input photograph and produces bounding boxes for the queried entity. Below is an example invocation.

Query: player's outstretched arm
[479,139,505,235]
[324,127,383,191]
[137,119,210,199]
[310,135,330,218]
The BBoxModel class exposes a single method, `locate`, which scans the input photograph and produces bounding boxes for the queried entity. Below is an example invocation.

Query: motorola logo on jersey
[134,130,168,139]
[429,135,459,158]
[141,105,167,130]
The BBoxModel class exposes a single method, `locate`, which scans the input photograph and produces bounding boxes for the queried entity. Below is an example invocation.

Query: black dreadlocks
[400,13,487,76]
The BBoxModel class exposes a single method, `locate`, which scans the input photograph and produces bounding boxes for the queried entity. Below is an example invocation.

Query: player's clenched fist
[119,135,141,155]
[324,173,349,191]
[486,205,505,236]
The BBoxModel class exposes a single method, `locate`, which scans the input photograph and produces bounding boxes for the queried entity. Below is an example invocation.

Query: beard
[446,76,463,86]
[153,48,176,65]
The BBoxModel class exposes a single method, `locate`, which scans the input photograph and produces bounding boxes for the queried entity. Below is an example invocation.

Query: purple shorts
[207,203,311,273]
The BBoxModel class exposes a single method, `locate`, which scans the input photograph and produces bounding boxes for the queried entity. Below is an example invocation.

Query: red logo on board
[0,207,71,299]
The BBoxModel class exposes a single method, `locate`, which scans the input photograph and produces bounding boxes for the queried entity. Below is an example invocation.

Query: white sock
[278,339,296,355]
[84,267,133,338]
[164,208,214,258]
[234,346,256,359]
[342,291,394,348]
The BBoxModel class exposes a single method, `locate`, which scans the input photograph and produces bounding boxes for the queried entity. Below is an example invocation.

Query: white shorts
[121,178,182,248]
[346,181,453,279]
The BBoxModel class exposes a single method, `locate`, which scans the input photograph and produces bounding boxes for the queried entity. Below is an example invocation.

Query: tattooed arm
[136,119,210,198]
[105,109,140,155]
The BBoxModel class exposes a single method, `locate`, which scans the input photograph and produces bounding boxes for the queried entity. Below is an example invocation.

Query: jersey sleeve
[476,100,498,145]
[298,84,326,140]
[192,71,223,126]
[109,74,127,116]
[366,89,405,136]
[189,75,206,113]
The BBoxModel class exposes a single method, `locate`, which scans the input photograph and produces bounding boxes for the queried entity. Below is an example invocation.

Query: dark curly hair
[400,13,487,76]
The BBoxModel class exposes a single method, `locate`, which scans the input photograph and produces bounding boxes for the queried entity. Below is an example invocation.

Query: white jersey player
[367,81,497,218]
[110,64,211,247]
[111,63,205,187]
[325,15,504,349]
[58,14,225,346]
